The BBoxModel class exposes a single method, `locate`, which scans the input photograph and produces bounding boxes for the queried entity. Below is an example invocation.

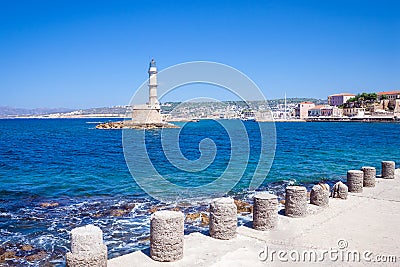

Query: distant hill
[0,106,74,117]
[267,98,327,105]
[72,106,129,115]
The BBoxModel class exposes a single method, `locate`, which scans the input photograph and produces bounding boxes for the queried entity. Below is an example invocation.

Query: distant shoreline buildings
[296,91,400,122]
[327,93,356,106]
[4,91,400,122]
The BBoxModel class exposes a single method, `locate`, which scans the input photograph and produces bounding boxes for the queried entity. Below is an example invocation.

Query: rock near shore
[234,199,253,213]
[0,243,48,264]
[96,121,179,129]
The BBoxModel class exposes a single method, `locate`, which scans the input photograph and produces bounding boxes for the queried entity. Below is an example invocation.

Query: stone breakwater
[95,121,179,129]
[63,161,399,266]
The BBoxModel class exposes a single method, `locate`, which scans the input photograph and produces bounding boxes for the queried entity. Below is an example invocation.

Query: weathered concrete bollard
[150,210,184,262]
[382,161,395,179]
[253,193,278,231]
[347,170,363,193]
[209,197,237,240]
[285,186,307,218]
[66,225,107,267]
[310,183,330,207]
[361,166,376,187]
[331,181,348,199]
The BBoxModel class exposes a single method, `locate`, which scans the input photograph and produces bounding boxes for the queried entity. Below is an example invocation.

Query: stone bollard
[310,183,330,207]
[347,170,363,193]
[331,181,348,199]
[285,186,307,218]
[209,197,237,240]
[361,166,376,187]
[150,210,184,262]
[253,193,278,231]
[66,225,107,267]
[382,161,395,179]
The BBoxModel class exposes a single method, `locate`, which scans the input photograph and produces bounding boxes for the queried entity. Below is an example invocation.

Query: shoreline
[1,168,398,265]
[109,169,400,266]
[0,178,338,265]
[2,116,400,123]
[306,117,400,123]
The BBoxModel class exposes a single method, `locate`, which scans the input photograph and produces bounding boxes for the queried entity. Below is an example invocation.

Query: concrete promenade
[108,169,400,266]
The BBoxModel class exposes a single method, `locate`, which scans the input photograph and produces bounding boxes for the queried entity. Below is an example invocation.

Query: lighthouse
[131,59,163,124]
[96,59,178,129]
[148,59,159,108]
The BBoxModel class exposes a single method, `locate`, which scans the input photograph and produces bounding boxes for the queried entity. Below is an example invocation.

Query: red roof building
[377,91,400,100]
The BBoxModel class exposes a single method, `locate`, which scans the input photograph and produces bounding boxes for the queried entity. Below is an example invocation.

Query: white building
[308,105,325,117]
[295,102,315,119]
[320,105,343,117]
[328,93,356,106]
[343,107,366,117]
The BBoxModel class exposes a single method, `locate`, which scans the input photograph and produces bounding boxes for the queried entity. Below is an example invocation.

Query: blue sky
[0,0,399,108]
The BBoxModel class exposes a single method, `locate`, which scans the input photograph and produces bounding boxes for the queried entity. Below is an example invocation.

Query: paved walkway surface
[109,169,400,266]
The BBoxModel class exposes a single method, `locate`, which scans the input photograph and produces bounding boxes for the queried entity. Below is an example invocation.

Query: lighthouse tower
[148,59,159,108]
[131,59,163,124]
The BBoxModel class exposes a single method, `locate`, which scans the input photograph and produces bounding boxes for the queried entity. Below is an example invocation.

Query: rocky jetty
[95,121,179,129]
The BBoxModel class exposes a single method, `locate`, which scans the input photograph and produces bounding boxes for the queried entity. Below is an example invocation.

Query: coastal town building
[377,91,400,100]
[394,100,400,117]
[270,103,296,120]
[328,93,356,106]
[320,105,342,117]
[343,107,366,117]
[309,105,344,117]
[255,110,274,121]
[131,59,163,124]
[241,109,256,120]
[308,105,325,117]
[377,99,400,116]
[295,102,315,119]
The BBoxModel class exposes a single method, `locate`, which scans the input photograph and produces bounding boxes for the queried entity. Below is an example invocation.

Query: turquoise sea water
[0,119,399,265]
